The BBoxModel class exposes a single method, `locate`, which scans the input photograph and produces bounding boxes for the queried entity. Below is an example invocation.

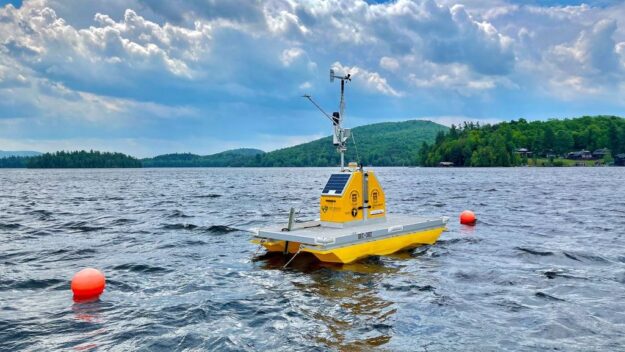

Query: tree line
[3,117,622,168]
[419,116,625,167]
[18,150,142,168]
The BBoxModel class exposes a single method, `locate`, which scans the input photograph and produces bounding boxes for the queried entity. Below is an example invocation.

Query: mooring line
[282,248,302,269]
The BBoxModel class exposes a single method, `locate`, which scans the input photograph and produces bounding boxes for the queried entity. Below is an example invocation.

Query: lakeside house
[592,148,609,159]
[515,148,532,158]
[566,150,593,160]
[616,154,625,166]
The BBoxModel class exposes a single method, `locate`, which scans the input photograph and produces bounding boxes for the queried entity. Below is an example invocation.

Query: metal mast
[303,69,351,171]
[333,70,351,171]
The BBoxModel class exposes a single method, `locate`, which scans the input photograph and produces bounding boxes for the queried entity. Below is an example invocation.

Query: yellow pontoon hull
[254,226,444,264]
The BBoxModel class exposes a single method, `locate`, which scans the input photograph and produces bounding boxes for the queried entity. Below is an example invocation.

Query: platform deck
[256,215,446,249]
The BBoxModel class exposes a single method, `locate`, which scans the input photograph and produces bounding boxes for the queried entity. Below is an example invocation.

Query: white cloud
[532,18,625,99]
[332,61,402,97]
[0,3,212,85]
[280,47,304,66]
[2,0,625,155]
[407,63,498,93]
[380,56,400,71]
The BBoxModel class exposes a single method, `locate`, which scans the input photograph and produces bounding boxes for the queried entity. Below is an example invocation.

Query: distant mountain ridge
[141,148,265,167]
[141,120,448,167]
[0,150,42,158]
[1,119,448,168]
[253,120,448,166]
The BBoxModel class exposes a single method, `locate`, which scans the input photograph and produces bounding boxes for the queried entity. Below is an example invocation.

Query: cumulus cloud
[1,0,625,155]
[280,47,304,66]
[332,61,402,97]
[0,3,212,84]
[535,18,625,99]
[380,57,400,71]
[408,65,497,93]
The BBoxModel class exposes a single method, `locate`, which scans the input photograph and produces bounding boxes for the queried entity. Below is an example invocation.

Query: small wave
[438,237,482,245]
[62,221,106,232]
[206,336,238,351]
[182,240,207,246]
[562,251,610,263]
[0,223,21,230]
[193,194,222,198]
[496,300,530,312]
[454,271,478,281]
[516,247,554,256]
[156,243,177,249]
[166,210,192,219]
[74,248,97,255]
[543,270,586,280]
[161,223,198,230]
[535,292,565,301]
[39,248,98,263]
[0,278,65,291]
[30,209,53,219]
[25,229,54,237]
[113,263,172,273]
[410,246,430,257]
[153,200,177,206]
[111,218,137,225]
[105,279,135,291]
[104,196,124,201]
[71,196,98,202]
[382,283,435,292]
[205,225,238,234]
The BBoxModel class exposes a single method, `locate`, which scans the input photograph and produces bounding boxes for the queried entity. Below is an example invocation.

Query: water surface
[1,167,624,351]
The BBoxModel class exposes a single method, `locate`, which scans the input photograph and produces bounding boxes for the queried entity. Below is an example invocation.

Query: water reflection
[72,300,104,323]
[70,301,108,350]
[256,253,398,350]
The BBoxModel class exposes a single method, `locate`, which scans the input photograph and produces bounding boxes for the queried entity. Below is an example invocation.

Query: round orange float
[71,268,106,301]
[460,210,476,225]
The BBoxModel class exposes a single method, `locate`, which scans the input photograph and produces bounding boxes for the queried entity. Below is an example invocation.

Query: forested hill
[141,120,448,167]
[253,120,448,166]
[420,116,625,167]
[26,151,142,168]
[141,148,264,167]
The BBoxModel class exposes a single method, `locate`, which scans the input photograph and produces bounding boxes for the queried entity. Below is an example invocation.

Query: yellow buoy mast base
[253,70,447,264]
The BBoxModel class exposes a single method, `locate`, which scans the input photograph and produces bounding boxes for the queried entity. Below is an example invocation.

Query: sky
[1,0,625,157]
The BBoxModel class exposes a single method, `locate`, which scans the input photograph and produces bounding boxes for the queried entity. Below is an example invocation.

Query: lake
[1,167,624,351]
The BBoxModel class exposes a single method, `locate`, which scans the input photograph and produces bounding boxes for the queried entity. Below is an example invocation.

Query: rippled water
[1,167,625,351]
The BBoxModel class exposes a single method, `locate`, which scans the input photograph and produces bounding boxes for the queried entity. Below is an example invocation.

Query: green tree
[543,126,555,152]
[554,130,574,156]
[421,116,625,167]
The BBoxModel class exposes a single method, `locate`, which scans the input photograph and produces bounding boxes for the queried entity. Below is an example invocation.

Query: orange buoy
[71,268,105,301]
[460,210,476,225]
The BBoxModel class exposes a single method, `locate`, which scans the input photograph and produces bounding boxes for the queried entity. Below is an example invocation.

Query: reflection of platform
[256,215,447,250]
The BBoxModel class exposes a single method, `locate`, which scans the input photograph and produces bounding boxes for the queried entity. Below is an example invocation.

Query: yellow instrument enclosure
[319,170,386,224]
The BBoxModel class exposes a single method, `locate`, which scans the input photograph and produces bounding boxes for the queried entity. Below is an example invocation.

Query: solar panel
[322,173,351,195]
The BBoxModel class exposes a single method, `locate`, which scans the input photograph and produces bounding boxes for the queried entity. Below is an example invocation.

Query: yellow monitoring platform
[319,167,386,225]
